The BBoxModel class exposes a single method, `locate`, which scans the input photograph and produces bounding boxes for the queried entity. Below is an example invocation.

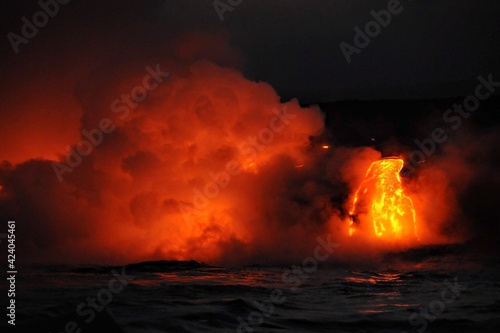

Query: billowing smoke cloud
[0,36,331,265]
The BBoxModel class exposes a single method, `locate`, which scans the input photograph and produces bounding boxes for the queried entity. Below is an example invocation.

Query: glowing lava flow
[349,158,417,241]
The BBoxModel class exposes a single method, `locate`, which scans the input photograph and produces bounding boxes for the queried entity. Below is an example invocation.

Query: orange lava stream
[349,158,417,241]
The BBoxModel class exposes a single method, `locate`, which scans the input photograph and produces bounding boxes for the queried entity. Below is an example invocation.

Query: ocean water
[6,255,500,333]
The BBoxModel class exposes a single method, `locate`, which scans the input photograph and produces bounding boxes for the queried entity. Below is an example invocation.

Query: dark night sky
[1,0,499,103]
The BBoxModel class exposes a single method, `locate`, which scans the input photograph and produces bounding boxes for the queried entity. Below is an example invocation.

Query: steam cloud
[1,33,332,265]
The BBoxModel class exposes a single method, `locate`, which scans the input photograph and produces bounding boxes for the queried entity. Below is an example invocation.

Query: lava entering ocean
[0,28,475,266]
[349,157,417,242]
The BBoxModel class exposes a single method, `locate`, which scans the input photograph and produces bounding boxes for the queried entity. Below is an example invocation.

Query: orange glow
[349,157,417,241]
[2,30,473,267]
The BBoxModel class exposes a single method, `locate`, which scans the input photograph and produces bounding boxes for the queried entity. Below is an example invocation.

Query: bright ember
[349,157,417,241]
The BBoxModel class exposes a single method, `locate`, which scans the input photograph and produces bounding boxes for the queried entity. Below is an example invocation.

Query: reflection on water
[12,263,500,333]
[135,268,285,287]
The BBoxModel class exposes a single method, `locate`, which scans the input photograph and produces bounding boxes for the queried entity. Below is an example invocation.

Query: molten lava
[349,158,417,241]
